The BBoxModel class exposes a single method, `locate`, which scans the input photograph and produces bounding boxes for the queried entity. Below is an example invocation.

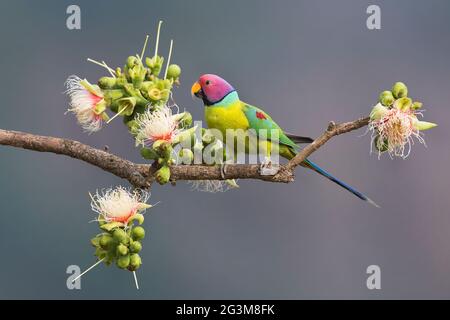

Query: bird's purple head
[191,74,235,106]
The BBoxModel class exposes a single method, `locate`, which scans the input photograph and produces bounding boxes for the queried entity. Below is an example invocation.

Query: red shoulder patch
[256,111,266,120]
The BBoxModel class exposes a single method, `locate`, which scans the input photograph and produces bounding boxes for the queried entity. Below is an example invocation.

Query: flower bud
[130,241,142,253]
[113,228,129,244]
[379,91,395,107]
[412,101,423,110]
[178,148,194,164]
[130,66,147,88]
[131,226,146,240]
[166,64,181,80]
[171,112,191,127]
[116,255,130,269]
[155,165,171,185]
[394,97,412,111]
[202,129,216,145]
[392,82,408,98]
[100,234,114,249]
[172,125,198,145]
[369,103,388,121]
[145,56,164,76]
[128,253,142,271]
[98,77,118,89]
[116,243,129,256]
[126,56,139,68]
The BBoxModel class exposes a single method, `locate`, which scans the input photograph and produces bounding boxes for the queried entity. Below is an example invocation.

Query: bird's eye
[205,80,211,85]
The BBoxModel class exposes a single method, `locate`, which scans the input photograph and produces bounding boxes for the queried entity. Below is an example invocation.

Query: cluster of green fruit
[97,54,182,133]
[377,82,422,110]
[94,50,198,184]
[90,217,146,271]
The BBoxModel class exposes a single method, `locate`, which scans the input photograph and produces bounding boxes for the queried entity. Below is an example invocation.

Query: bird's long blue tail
[303,159,379,207]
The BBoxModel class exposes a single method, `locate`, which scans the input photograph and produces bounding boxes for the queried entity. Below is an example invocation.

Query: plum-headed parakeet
[191,74,377,207]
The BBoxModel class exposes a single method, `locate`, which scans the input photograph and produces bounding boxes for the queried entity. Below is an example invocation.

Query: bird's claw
[220,163,228,179]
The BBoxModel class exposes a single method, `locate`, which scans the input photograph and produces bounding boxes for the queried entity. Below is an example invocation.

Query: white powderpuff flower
[65,75,106,133]
[135,106,182,146]
[369,104,424,159]
[90,187,150,224]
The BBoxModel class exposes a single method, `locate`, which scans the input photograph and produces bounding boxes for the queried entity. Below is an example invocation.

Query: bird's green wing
[241,103,299,149]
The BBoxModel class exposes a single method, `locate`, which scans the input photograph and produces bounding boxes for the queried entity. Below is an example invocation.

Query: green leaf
[100,221,124,232]
[90,236,101,247]
[140,148,159,160]
[414,120,437,131]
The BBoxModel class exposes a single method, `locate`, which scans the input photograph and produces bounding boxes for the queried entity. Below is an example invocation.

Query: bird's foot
[259,158,280,176]
[220,160,234,179]
[220,163,227,179]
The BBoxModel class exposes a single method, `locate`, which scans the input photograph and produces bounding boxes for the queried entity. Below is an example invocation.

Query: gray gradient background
[0,0,449,299]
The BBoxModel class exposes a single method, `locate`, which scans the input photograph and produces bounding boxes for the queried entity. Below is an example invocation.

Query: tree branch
[0,117,369,189]
[285,117,369,170]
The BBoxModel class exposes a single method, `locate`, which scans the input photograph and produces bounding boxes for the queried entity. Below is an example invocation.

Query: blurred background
[0,0,449,299]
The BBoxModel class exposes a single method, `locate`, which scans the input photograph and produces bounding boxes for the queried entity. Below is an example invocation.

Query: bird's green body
[204,91,297,160]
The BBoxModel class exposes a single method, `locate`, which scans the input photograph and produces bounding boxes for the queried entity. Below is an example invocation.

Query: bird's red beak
[191,81,202,98]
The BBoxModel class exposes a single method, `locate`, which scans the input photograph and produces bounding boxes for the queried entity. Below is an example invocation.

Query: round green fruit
[130,241,142,253]
[116,243,129,256]
[392,82,408,98]
[116,255,131,269]
[379,91,394,106]
[166,64,181,79]
[129,254,142,271]
[131,226,146,240]
[113,229,129,244]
